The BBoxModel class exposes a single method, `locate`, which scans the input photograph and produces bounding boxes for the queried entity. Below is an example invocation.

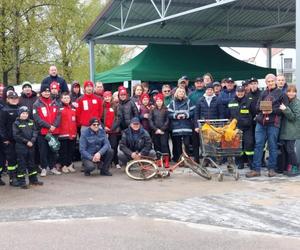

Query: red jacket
[33,97,61,135]
[103,102,115,130]
[76,94,103,127]
[58,104,77,139]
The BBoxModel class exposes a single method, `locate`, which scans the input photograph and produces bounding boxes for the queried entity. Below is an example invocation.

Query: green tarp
[95,44,276,83]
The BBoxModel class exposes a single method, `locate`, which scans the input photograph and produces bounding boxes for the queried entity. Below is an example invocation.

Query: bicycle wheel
[125,159,158,180]
[184,158,212,180]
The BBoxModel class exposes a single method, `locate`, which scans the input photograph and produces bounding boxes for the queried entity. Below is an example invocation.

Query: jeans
[252,123,279,172]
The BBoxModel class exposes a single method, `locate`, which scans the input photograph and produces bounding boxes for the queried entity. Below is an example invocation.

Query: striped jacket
[168,98,194,136]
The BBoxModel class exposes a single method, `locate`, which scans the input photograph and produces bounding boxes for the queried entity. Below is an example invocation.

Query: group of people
[0,65,299,189]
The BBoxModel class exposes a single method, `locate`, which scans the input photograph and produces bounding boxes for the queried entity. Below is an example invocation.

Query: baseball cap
[89,117,100,126]
[213,81,221,86]
[236,86,245,92]
[18,106,29,116]
[195,77,204,82]
[7,91,19,99]
[130,117,140,124]
[226,77,234,83]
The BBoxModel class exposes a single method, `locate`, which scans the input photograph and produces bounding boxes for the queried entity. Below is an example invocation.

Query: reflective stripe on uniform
[240,109,249,114]
[7,165,17,171]
[245,151,254,155]
[228,103,239,108]
[18,125,26,128]
[17,174,25,178]
[28,171,37,176]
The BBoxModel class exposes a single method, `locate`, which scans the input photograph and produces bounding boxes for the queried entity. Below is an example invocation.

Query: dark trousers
[191,130,200,163]
[282,140,297,166]
[16,145,38,183]
[118,148,156,166]
[152,132,169,154]
[37,134,57,170]
[82,148,114,174]
[2,142,18,176]
[59,139,76,167]
[108,134,121,165]
[0,142,5,176]
[171,133,179,161]
[172,135,190,162]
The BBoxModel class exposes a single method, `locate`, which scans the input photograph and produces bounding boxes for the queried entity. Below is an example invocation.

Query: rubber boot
[29,174,44,186]
[9,171,19,187]
[236,157,244,169]
[163,155,170,168]
[0,175,5,186]
[247,155,253,169]
[18,177,28,189]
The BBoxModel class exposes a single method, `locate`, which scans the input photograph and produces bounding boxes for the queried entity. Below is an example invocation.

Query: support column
[296,0,300,163]
[89,40,95,82]
[266,47,272,68]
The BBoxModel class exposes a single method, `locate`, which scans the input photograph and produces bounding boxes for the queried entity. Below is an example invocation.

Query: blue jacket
[218,88,236,118]
[194,95,224,127]
[168,98,194,136]
[79,127,111,161]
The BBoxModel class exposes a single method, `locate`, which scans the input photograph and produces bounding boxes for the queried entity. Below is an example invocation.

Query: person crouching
[13,106,43,189]
[79,118,113,176]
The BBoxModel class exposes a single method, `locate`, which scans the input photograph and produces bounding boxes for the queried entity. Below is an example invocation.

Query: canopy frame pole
[92,0,237,41]
[267,47,272,68]
[89,40,95,82]
[151,0,163,18]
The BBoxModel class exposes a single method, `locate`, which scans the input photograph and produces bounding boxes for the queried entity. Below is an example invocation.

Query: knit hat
[84,80,94,89]
[118,86,126,92]
[206,83,214,90]
[18,106,29,116]
[89,117,100,126]
[140,93,150,101]
[103,91,112,98]
[7,91,19,99]
[22,81,32,89]
[50,81,60,91]
[72,80,80,87]
[130,117,140,124]
[40,84,50,93]
[118,87,127,96]
[154,93,164,102]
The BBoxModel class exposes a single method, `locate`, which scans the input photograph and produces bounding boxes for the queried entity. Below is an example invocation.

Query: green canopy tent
[95,44,276,83]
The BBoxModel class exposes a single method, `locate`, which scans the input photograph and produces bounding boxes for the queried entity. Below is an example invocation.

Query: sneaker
[50,168,61,175]
[40,169,47,177]
[116,164,121,169]
[67,164,76,173]
[61,166,69,174]
[245,170,261,178]
[268,169,276,177]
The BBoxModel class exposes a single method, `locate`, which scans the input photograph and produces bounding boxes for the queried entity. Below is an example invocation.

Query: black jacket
[194,95,224,127]
[247,89,261,116]
[117,98,139,130]
[228,96,254,129]
[256,87,288,127]
[119,127,152,157]
[41,75,69,93]
[0,104,19,142]
[19,91,38,118]
[13,118,38,148]
[149,107,169,132]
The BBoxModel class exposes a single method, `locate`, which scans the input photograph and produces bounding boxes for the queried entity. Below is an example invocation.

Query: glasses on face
[92,123,99,127]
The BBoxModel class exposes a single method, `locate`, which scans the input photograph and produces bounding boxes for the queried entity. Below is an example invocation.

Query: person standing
[228,86,255,169]
[276,74,288,93]
[33,85,61,177]
[218,77,236,118]
[58,93,77,174]
[102,91,121,169]
[76,80,103,133]
[41,65,69,93]
[13,106,43,188]
[168,88,194,162]
[139,93,152,132]
[213,82,222,96]
[117,87,139,131]
[79,118,113,176]
[19,81,38,118]
[162,84,172,107]
[279,85,300,176]
[189,77,205,163]
[0,92,20,186]
[149,93,170,167]
[94,81,104,99]
[70,81,82,104]
[131,84,143,111]
[246,74,288,178]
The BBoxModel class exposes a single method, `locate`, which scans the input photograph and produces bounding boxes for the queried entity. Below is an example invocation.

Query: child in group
[149,93,170,167]
[102,91,121,168]
[139,93,152,131]
[13,106,43,189]
[58,93,77,173]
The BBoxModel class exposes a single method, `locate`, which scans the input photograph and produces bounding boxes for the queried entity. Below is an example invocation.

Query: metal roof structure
[82,0,295,48]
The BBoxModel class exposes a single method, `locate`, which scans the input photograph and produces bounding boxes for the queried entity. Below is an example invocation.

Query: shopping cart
[198,119,243,181]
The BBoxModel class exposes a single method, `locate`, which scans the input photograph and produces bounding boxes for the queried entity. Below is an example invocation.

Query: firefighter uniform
[13,107,43,188]
[228,89,255,168]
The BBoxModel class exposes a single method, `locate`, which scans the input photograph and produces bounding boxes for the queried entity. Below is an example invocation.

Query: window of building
[284,58,293,69]
[284,73,293,83]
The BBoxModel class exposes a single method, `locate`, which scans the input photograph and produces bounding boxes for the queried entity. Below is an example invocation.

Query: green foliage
[0,0,124,85]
